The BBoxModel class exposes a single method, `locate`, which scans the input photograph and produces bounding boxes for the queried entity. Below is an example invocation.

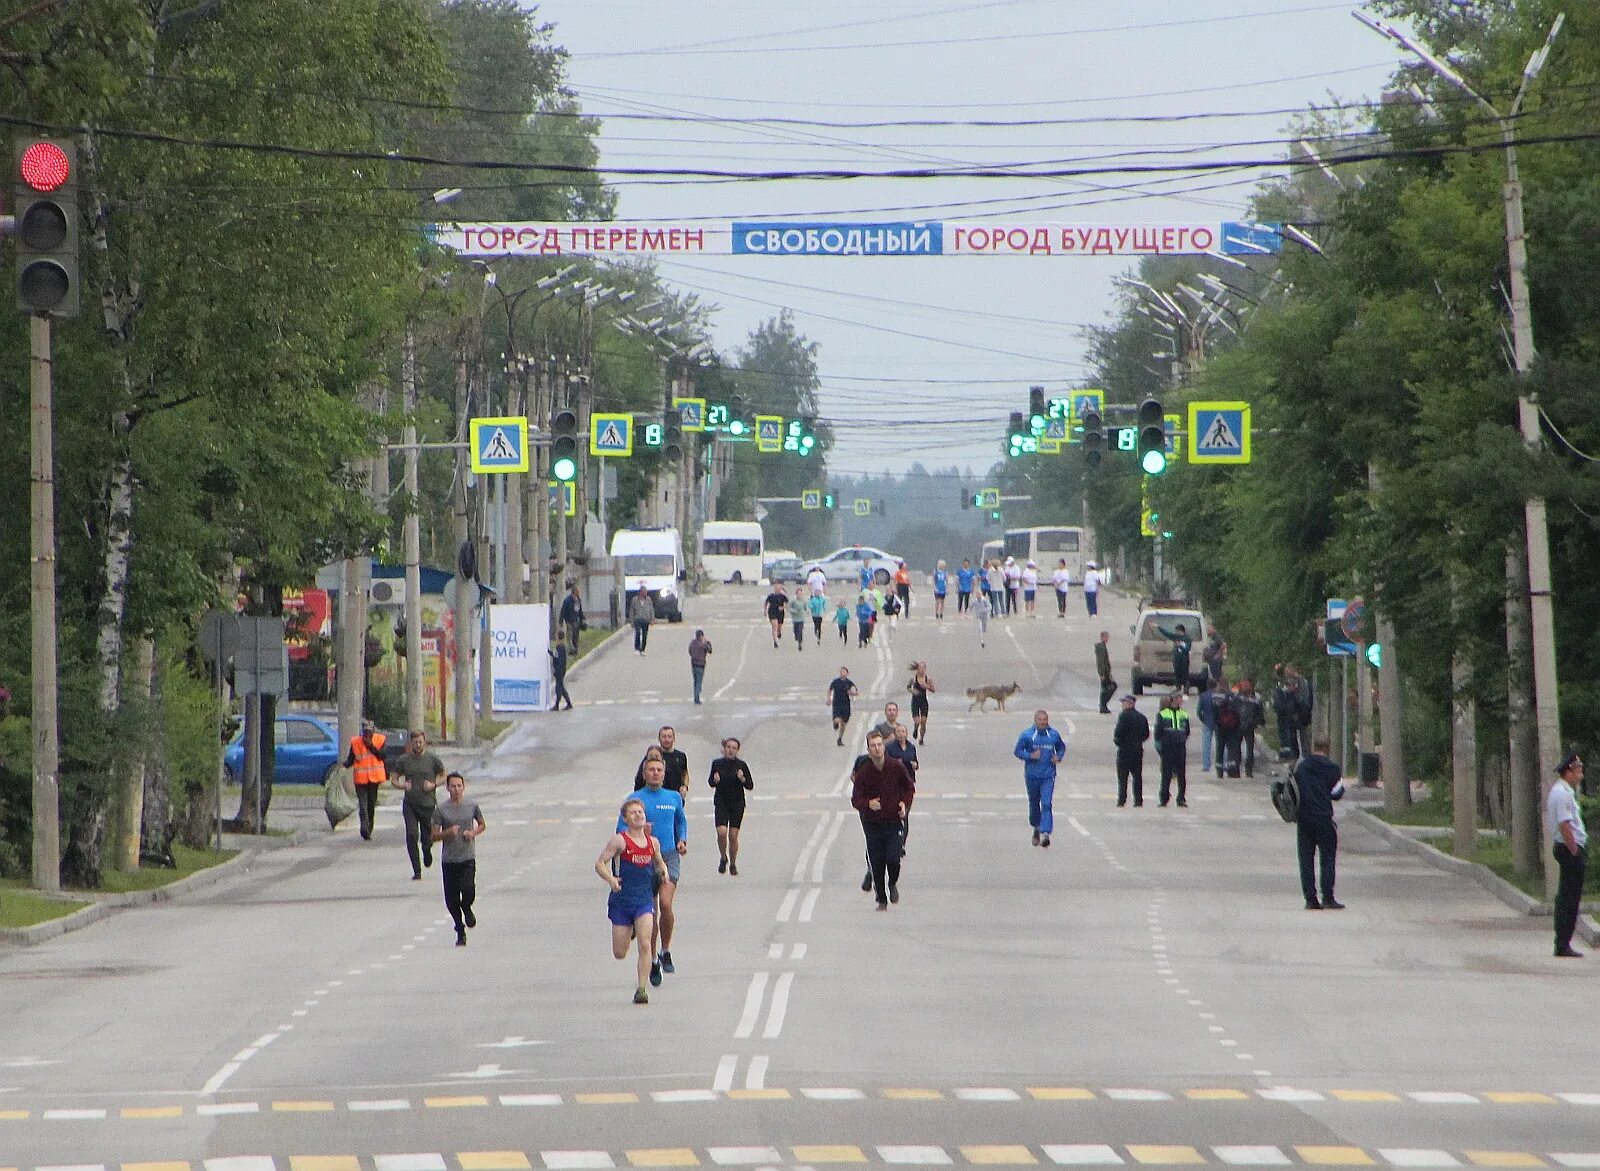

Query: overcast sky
[527,1,1398,477]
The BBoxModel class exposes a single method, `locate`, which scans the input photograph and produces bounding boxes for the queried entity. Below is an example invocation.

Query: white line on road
[791,943,807,959]
[732,972,770,1039]
[712,1054,738,1092]
[792,812,831,884]
[811,810,847,881]
[199,1062,242,1096]
[775,888,800,922]
[713,621,757,700]
[762,972,795,1038]
[744,1054,769,1089]
[1067,815,1091,837]
[798,887,822,923]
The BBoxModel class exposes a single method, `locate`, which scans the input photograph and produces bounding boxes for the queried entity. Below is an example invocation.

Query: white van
[701,521,764,584]
[611,527,685,623]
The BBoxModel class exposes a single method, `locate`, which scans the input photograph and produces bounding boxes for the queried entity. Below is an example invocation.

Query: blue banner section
[732,221,943,256]
[1219,221,1283,256]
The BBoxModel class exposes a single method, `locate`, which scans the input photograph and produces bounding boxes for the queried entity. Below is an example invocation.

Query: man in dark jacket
[1293,735,1346,910]
[1112,694,1150,807]
[1157,623,1193,693]
[558,583,584,654]
[549,643,572,711]
[1213,686,1242,779]
[851,731,916,910]
[1093,631,1117,714]
[1233,678,1265,777]
[1154,692,1191,808]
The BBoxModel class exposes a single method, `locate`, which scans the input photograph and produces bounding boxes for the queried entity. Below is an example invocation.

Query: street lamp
[1355,7,1567,803]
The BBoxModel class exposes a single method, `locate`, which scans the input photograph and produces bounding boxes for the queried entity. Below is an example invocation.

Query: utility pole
[503,359,524,605]
[402,323,424,733]
[529,358,550,606]
[29,315,60,892]
[452,344,476,748]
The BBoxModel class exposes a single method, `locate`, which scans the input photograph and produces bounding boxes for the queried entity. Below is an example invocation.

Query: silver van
[1130,605,1206,694]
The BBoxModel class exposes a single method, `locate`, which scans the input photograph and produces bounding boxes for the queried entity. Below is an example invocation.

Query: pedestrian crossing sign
[755,415,784,453]
[546,480,577,517]
[1044,417,1068,442]
[590,412,634,457]
[853,498,872,517]
[1070,389,1105,430]
[979,487,1000,509]
[674,397,707,432]
[801,489,822,510]
[469,416,529,474]
[1187,401,1250,464]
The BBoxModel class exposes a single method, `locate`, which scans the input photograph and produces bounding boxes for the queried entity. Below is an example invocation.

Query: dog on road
[966,682,1022,712]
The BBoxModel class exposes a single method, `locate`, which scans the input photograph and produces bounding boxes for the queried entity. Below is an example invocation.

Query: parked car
[814,545,899,586]
[1130,603,1208,694]
[223,713,345,786]
[766,556,806,585]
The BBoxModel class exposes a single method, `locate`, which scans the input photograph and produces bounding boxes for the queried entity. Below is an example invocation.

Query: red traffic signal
[18,141,71,192]
[14,137,79,317]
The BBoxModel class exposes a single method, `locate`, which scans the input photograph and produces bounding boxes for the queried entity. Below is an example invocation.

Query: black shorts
[832,703,852,721]
[910,696,929,718]
[714,803,746,829]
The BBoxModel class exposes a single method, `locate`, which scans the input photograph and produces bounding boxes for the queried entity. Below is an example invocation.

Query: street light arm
[1353,9,1498,118]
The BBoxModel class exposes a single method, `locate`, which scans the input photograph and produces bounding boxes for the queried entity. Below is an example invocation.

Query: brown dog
[965,682,1022,712]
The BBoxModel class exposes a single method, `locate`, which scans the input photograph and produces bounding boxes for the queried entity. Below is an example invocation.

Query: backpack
[1215,695,1239,732]
[1270,774,1300,823]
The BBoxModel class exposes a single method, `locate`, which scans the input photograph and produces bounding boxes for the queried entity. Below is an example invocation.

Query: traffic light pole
[29,314,60,891]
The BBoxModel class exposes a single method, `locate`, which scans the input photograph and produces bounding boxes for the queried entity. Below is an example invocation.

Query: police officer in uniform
[1154,692,1191,808]
[1112,694,1150,807]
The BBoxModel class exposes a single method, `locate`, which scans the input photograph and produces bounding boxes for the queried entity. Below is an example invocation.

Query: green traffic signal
[1365,642,1382,669]
[1140,447,1168,475]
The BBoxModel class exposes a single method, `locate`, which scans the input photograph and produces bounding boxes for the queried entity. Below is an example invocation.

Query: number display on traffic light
[1138,397,1167,475]
[14,138,79,317]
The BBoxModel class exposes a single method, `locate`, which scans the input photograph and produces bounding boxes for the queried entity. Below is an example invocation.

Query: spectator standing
[1202,627,1227,686]
[687,629,713,704]
[1197,684,1217,773]
[1548,752,1587,957]
[956,559,975,613]
[1112,695,1150,807]
[932,560,949,620]
[1003,556,1021,616]
[1155,692,1191,808]
[558,583,584,654]
[1156,622,1193,693]
[1052,559,1071,618]
[1082,562,1102,616]
[1094,631,1117,714]
[1293,735,1345,910]
[1233,678,1264,777]
[1214,685,1242,778]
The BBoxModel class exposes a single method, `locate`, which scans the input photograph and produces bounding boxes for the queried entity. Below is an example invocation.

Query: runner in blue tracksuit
[956,559,976,614]
[618,759,688,987]
[932,561,950,620]
[1013,710,1066,849]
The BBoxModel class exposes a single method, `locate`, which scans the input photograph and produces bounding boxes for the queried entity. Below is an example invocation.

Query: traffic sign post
[1187,401,1251,464]
[469,416,529,474]
[590,413,634,457]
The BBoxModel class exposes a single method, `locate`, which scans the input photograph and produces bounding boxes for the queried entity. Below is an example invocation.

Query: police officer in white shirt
[1547,752,1588,958]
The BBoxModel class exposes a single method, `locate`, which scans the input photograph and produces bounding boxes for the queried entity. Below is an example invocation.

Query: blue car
[224,713,342,786]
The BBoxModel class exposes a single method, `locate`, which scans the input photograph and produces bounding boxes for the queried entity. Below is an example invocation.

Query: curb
[563,623,631,687]
[0,829,318,948]
[1350,808,1599,946]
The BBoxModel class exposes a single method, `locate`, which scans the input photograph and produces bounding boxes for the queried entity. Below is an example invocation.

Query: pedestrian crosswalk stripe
[289,1158,360,1171]
[1215,1149,1291,1166]
[1379,1152,1458,1167]
[1127,1148,1205,1164]
[458,1154,533,1170]
[1297,1149,1376,1166]
[707,1149,780,1166]
[880,1147,954,1165]
[963,1146,1038,1164]
[1464,1155,1545,1167]
[625,1151,699,1167]
[791,1147,866,1163]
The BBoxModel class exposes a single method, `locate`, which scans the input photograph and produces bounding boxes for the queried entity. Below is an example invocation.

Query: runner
[764,583,788,647]
[430,772,485,946]
[707,737,754,875]
[595,796,667,1004]
[1052,558,1072,618]
[984,560,1005,614]
[828,666,859,746]
[855,591,875,648]
[956,558,975,614]
[885,723,920,853]
[973,589,992,648]
[834,598,851,643]
[872,701,902,742]
[809,589,827,643]
[635,726,688,799]
[388,729,445,881]
[932,560,949,619]
[788,590,808,652]
[881,588,901,643]
[906,661,937,744]
[806,563,828,598]
[894,561,912,618]
[618,758,688,986]
[851,731,915,911]
[1022,560,1039,617]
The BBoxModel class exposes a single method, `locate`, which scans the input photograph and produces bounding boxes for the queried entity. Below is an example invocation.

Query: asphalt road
[2,584,1595,1171]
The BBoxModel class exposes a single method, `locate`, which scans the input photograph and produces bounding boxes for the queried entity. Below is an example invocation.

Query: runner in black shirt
[707,738,754,875]
[827,667,859,747]
[764,585,788,647]
[635,725,688,798]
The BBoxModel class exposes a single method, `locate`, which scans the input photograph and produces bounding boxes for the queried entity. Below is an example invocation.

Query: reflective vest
[350,732,388,787]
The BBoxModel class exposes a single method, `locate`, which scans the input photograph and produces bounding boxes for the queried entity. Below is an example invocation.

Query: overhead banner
[429,220,1282,259]
[487,603,551,712]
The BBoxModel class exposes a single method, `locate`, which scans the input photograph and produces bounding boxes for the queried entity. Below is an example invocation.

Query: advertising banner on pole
[488,604,551,712]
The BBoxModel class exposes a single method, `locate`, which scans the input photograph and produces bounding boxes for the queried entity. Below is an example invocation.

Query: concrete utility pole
[529,358,550,606]
[30,315,60,892]
[1358,8,1565,886]
[402,323,425,733]
[452,344,476,748]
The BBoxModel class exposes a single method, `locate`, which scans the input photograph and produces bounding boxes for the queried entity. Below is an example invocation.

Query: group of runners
[764,560,912,652]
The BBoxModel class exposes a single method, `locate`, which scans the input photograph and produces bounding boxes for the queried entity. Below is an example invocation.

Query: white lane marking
[542,1154,615,1170]
[1067,816,1091,837]
[1557,1093,1600,1105]
[811,810,848,882]
[1105,1088,1170,1101]
[733,972,770,1039]
[1408,1091,1479,1104]
[878,1147,953,1165]
[200,1062,242,1095]
[792,812,831,883]
[955,1088,1020,1101]
[206,1160,279,1171]
[1043,1147,1124,1165]
[1378,1152,1459,1167]
[251,1034,279,1049]
[712,1054,738,1093]
[709,1148,782,1166]
[653,1089,717,1103]
[43,1109,106,1120]
[775,888,800,922]
[1215,1148,1291,1166]
[798,888,822,923]
[762,972,795,1039]
[767,943,783,960]
[713,621,758,700]
[745,1054,769,1089]
[197,1102,259,1116]
[1551,1158,1600,1168]
[801,1087,865,1100]
[349,1099,410,1111]
[500,1093,562,1106]
[791,943,807,960]
[1259,1087,1322,1102]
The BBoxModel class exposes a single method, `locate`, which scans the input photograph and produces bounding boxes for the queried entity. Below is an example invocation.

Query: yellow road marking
[726,1088,792,1100]
[459,1153,534,1170]
[1127,1147,1204,1165]
[791,1147,866,1163]
[883,1088,944,1100]
[962,1145,1038,1164]
[1464,1154,1545,1167]
[576,1092,639,1105]
[1483,1093,1556,1105]
[1330,1090,1400,1102]
[289,1158,360,1171]
[272,1101,335,1112]
[124,1163,192,1171]
[122,1106,185,1119]
[1297,1148,1376,1165]
[425,1096,489,1108]
[1185,1089,1249,1100]
[1027,1088,1095,1100]
[625,1150,699,1167]
[0,1111,30,1121]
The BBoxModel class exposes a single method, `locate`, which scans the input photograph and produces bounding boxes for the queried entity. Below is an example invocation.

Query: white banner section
[489,604,551,712]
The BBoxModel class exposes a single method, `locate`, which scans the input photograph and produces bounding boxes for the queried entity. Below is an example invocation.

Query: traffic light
[1365,642,1382,669]
[823,492,835,510]
[664,416,683,462]
[1081,408,1103,467]
[1007,411,1033,457]
[550,407,579,482]
[1028,385,1047,435]
[961,489,971,510]
[1138,397,1167,475]
[14,138,79,317]
[726,396,749,438]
